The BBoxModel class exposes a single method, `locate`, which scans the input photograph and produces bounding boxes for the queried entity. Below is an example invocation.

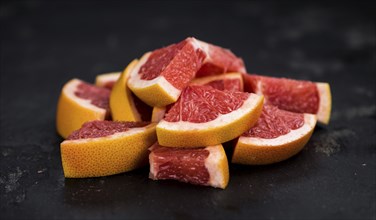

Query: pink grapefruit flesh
[164,85,249,123]
[149,143,229,189]
[67,120,151,140]
[243,105,304,139]
[75,82,111,113]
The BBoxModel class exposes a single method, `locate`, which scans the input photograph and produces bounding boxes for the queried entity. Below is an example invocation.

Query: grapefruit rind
[156,94,264,147]
[151,106,166,122]
[190,72,244,91]
[110,60,142,121]
[127,52,181,107]
[205,145,230,189]
[316,82,332,125]
[61,123,157,178]
[56,79,107,139]
[95,72,121,88]
[232,114,317,165]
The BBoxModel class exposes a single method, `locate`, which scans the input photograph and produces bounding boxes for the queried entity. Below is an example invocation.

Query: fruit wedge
[56,79,110,139]
[190,72,244,92]
[61,120,157,178]
[95,72,121,89]
[127,37,245,107]
[157,85,264,147]
[243,74,331,124]
[149,143,229,189]
[152,73,245,123]
[110,60,152,121]
[232,105,317,165]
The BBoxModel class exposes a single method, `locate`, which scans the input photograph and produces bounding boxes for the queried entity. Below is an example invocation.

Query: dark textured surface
[0,1,375,220]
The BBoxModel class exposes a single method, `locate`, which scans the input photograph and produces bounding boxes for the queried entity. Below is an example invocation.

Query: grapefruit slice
[61,120,157,178]
[243,74,331,124]
[190,72,244,92]
[149,143,229,189]
[127,37,246,107]
[157,85,264,147]
[56,79,110,139]
[95,72,121,90]
[110,60,152,121]
[232,105,317,165]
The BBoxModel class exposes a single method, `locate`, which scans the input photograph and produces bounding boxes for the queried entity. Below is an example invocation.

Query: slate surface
[0,1,375,220]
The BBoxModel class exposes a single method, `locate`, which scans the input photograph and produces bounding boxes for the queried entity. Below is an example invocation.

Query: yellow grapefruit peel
[61,123,157,178]
[156,94,264,147]
[232,114,317,165]
[110,60,141,121]
[56,79,107,139]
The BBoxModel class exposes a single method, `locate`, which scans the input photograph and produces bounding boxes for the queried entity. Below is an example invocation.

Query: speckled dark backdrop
[0,1,375,220]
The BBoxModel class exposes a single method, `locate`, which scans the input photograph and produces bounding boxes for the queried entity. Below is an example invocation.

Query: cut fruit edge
[64,79,107,114]
[316,82,332,125]
[57,78,108,138]
[127,52,181,107]
[110,60,142,121]
[232,113,317,165]
[205,145,230,189]
[149,144,229,189]
[95,72,121,88]
[151,106,166,122]
[156,93,264,147]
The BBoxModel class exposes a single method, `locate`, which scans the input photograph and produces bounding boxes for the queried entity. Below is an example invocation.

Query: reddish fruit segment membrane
[75,82,110,111]
[243,105,304,139]
[164,85,249,123]
[131,92,153,121]
[205,79,242,92]
[245,75,320,114]
[150,144,210,185]
[139,39,206,90]
[196,43,246,77]
[67,120,150,140]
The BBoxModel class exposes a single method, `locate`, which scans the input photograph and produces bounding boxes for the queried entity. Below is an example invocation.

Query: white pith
[64,79,106,114]
[127,52,181,100]
[205,145,226,188]
[316,82,331,123]
[157,93,262,131]
[151,106,166,122]
[95,72,121,87]
[239,114,317,146]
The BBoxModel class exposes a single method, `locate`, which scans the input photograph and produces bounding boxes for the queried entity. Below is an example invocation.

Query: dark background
[1,1,375,219]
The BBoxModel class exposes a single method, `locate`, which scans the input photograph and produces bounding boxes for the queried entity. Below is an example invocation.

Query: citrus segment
[128,38,206,107]
[95,72,121,90]
[128,37,246,107]
[56,79,110,139]
[157,85,264,147]
[190,72,244,92]
[110,60,152,122]
[61,121,157,178]
[232,105,317,165]
[243,74,331,124]
[149,143,229,189]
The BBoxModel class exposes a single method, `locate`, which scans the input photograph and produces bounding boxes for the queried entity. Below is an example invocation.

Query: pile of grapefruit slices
[56,37,331,189]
